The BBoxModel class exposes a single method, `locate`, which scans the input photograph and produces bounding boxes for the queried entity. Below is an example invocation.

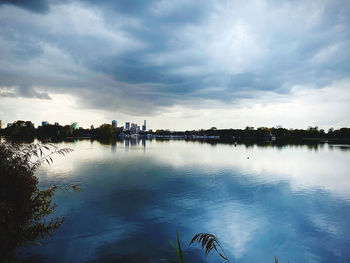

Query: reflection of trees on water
[329,144,350,151]
[2,136,349,153]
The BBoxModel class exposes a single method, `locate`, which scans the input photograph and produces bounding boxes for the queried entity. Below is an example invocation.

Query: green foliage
[162,230,185,263]
[0,142,73,262]
[96,124,115,137]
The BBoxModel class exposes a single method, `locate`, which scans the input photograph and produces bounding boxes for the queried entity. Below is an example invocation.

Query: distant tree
[0,142,75,262]
[3,120,35,138]
[99,124,114,137]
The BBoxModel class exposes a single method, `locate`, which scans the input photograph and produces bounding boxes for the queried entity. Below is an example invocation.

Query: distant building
[54,122,59,126]
[142,120,146,131]
[72,122,79,130]
[112,120,117,128]
[0,120,2,129]
[7,123,13,128]
[130,123,138,134]
[42,121,49,126]
[125,122,130,131]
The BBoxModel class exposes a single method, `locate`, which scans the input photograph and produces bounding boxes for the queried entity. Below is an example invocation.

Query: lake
[17,139,350,263]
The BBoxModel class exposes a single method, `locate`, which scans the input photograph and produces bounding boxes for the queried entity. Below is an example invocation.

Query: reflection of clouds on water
[40,139,350,202]
[149,142,350,199]
[26,140,350,262]
[204,204,261,259]
[310,214,338,237]
[57,220,140,263]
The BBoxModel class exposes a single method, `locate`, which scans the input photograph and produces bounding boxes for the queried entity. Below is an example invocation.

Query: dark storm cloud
[0,85,51,99]
[0,0,349,115]
[0,0,50,13]
[17,85,51,99]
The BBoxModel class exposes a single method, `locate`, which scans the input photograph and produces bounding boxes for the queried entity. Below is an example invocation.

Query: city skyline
[1,119,148,131]
[0,0,350,130]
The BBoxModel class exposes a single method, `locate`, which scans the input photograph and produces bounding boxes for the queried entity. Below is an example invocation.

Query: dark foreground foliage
[0,142,73,262]
[190,233,230,262]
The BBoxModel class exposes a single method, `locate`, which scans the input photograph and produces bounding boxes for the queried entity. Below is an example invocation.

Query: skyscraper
[125,122,130,130]
[142,120,146,131]
[112,120,117,128]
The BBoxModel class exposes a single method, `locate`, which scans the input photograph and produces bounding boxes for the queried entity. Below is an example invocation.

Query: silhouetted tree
[0,142,74,262]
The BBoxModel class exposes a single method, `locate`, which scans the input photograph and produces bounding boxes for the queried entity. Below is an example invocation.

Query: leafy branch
[189,233,230,263]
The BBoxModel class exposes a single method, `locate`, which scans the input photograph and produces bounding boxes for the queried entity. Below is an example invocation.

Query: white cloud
[0,94,107,128]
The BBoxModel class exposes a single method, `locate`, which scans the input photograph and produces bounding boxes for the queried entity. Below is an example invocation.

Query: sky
[0,0,349,130]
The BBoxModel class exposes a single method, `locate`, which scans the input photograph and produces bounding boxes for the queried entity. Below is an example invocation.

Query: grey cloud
[0,89,15,98]
[0,0,50,13]
[0,0,349,116]
[0,85,51,99]
[17,85,52,99]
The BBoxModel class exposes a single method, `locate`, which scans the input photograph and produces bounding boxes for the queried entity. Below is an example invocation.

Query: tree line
[1,120,350,143]
[151,126,350,143]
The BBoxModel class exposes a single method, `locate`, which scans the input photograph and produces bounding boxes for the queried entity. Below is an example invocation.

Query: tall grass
[164,231,281,263]
[161,230,185,263]
[189,233,230,263]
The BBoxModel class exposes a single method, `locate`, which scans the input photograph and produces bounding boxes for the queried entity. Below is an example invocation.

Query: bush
[0,142,73,261]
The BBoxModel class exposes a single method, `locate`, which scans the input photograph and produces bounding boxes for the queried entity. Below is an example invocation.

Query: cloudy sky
[0,0,349,130]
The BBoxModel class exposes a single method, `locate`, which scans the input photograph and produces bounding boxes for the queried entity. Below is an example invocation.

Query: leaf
[176,230,185,263]
[166,230,185,263]
[189,233,229,262]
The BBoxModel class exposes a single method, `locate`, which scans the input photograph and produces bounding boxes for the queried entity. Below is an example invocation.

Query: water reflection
[15,139,350,263]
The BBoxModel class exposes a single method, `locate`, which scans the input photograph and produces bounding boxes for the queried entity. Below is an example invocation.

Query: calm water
[17,139,350,263]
